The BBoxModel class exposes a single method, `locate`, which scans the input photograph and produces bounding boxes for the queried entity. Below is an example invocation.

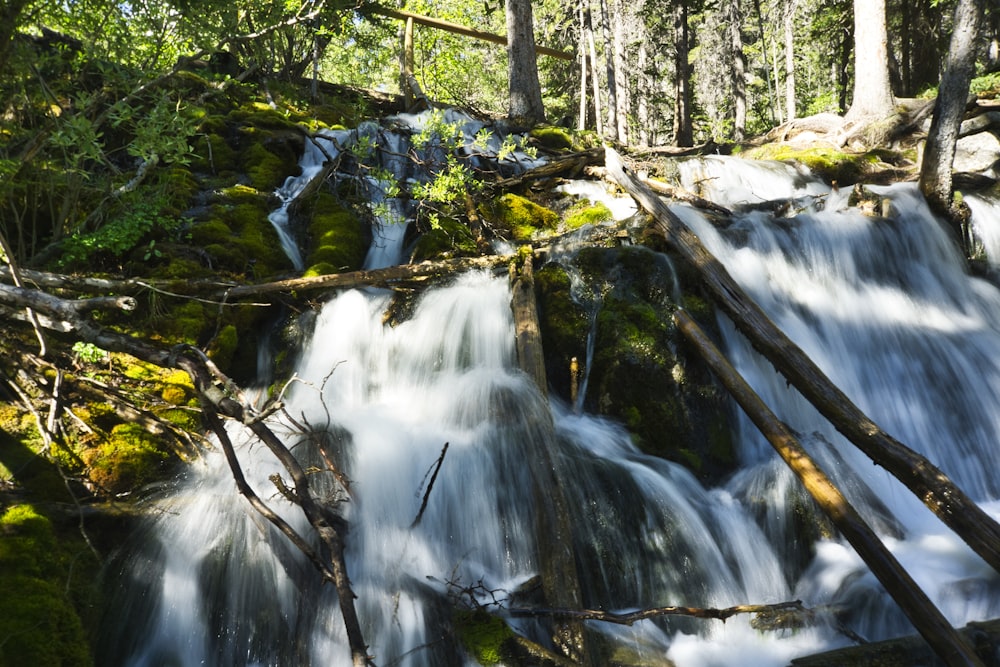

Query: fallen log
[493,147,605,190]
[221,255,513,299]
[509,254,548,394]
[604,147,1000,577]
[792,618,1000,667]
[674,308,984,667]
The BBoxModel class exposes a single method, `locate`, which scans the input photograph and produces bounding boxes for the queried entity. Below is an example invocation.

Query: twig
[411,442,449,528]
[508,600,809,626]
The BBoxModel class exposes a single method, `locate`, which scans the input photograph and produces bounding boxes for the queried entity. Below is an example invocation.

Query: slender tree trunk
[637,41,650,146]
[728,0,747,141]
[752,0,778,124]
[584,0,604,137]
[845,0,895,122]
[784,0,797,121]
[673,0,693,146]
[506,0,546,123]
[919,0,985,244]
[598,0,619,141]
[612,0,631,143]
[901,0,912,95]
[578,0,588,130]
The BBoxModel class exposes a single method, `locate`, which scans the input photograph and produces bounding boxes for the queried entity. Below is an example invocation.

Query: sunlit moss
[564,200,613,229]
[454,609,515,665]
[482,193,559,241]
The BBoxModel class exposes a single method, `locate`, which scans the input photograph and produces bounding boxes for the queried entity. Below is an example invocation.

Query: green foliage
[59,197,178,267]
[72,341,108,364]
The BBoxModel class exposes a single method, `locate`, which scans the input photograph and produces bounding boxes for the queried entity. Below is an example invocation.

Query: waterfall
[98,133,1000,666]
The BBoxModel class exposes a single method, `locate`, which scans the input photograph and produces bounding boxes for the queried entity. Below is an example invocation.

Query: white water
[100,140,1000,666]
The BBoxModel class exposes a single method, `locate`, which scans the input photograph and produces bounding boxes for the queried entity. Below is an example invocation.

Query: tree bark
[919,0,986,225]
[674,308,985,667]
[728,0,747,141]
[784,0,797,122]
[673,1,693,146]
[844,0,895,123]
[506,0,546,124]
[604,147,1000,577]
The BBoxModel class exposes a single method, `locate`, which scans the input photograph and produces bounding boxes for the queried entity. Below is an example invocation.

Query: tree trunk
[578,0,589,130]
[673,0,693,146]
[784,0,797,122]
[506,0,546,123]
[598,0,618,141]
[584,0,604,137]
[604,147,1000,578]
[752,0,778,124]
[728,0,747,141]
[611,0,631,143]
[674,309,985,667]
[844,0,895,122]
[637,41,650,146]
[919,0,985,229]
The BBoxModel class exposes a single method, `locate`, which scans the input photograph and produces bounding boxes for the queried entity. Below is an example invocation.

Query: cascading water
[98,119,1000,667]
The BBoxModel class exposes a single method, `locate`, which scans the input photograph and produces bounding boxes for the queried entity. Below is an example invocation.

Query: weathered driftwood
[674,308,984,667]
[604,147,1000,577]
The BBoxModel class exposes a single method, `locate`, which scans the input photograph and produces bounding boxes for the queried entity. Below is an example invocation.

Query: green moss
[743,144,868,185]
[303,262,336,277]
[564,200,613,229]
[411,217,478,262]
[190,219,234,246]
[454,609,515,665]
[483,193,559,241]
[0,505,93,667]
[304,193,367,273]
[530,125,575,151]
[83,423,172,495]
[243,143,294,192]
[207,324,239,370]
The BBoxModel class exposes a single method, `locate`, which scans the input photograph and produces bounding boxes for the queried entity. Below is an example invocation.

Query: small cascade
[99,134,1000,667]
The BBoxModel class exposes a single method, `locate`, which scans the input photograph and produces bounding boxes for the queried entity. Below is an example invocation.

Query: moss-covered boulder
[302,192,369,275]
[481,193,559,242]
[536,245,734,482]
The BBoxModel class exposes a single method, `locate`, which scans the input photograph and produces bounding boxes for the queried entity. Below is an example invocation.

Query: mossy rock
[304,193,368,273]
[530,125,575,151]
[0,505,93,667]
[82,423,174,495]
[539,246,735,482]
[453,609,517,666]
[303,262,337,277]
[481,193,559,241]
[207,323,239,370]
[564,200,613,229]
[410,216,478,262]
[242,142,297,192]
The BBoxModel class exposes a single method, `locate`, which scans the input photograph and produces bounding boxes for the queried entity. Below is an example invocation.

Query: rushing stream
[99,114,1000,666]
